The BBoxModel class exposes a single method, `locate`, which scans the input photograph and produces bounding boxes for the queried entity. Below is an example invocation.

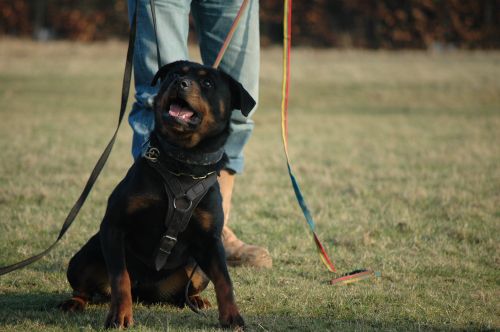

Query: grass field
[0,39,499,331]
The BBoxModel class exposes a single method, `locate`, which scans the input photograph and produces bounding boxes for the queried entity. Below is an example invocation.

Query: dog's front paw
[59,297,87,312]
[105,304,133,329]
[220,310,245,330]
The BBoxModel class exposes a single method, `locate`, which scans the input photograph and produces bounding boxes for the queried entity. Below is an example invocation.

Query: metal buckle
[144,147,160,162]
[173,195,193,212]
[158,235,177,254]
[158,247,171,254]
[163,235,177,243]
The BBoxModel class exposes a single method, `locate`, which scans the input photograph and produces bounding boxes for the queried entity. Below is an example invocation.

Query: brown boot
[222,226,272,268]
[219,170,272,269]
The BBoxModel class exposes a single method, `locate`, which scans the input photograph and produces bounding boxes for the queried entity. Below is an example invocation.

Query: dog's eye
[201,79,213,89]
[170,73,180,80]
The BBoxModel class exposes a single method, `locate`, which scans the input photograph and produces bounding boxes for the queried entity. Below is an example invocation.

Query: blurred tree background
[0,0,499,49]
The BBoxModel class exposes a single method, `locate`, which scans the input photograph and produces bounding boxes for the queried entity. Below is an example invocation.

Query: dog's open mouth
[165,98,202,127]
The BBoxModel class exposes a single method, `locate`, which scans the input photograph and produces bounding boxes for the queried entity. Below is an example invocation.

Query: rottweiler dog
[59,60,255,330]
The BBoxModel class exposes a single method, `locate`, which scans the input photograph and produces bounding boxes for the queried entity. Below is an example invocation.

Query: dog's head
[151,61,255,149]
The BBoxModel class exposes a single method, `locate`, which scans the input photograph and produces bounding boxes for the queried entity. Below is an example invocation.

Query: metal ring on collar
[145,147,160,162]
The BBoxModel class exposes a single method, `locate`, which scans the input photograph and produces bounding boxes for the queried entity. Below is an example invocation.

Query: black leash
[0,0,138,276]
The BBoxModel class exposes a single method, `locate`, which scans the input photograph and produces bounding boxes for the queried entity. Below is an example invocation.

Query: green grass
[0,39,499,331]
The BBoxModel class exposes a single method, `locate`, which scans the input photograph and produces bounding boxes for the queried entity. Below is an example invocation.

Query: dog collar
[152,134,225,166]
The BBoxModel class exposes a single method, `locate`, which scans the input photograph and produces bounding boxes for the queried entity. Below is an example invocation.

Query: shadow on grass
[0,292,492,331]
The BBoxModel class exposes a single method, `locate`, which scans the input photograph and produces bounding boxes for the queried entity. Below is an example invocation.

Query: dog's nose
[179,79,191,90]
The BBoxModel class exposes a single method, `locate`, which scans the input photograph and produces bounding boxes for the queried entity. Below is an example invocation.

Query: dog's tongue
[169,104,194,120]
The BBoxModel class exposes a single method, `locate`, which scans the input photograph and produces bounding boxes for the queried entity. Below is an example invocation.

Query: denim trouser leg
[127,0,191,159]
[127,0,259,174]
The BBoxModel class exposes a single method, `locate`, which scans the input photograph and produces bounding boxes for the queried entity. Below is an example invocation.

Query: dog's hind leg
[60,233,110,312]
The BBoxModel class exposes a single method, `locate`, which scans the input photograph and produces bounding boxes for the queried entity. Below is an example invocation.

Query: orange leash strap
[212,0,250,68]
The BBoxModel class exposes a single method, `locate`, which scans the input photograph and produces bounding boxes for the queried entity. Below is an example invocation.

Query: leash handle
[280,0,336,273]
[0,0,138,277]
[330,269,381,285]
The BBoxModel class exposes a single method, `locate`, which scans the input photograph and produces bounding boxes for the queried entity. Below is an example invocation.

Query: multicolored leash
[281,0,379,284]
[210,0,378,284]
[280,0,336,273]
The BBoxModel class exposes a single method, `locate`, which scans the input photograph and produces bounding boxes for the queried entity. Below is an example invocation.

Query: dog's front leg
[194,237,244,329]
[100,221,133,329]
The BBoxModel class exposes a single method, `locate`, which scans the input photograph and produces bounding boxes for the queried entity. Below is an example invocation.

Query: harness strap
[145,150,218,271]
[0,0,138,277]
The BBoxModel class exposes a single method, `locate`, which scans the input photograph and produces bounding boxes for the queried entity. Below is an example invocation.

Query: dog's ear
[220,71,256,117]
[151,60,188,86]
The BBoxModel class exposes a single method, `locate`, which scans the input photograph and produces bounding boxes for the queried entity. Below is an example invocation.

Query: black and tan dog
[59,60,255,329]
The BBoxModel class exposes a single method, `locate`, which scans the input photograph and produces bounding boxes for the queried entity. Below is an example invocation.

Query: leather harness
[143,143,219,271]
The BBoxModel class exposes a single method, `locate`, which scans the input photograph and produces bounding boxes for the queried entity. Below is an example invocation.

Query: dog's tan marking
[198,69,207,76]
[106,269,133,328]
[219,99,226,117]
[183,93,215,148]
[150,265,209,301]
[155,268,188,299]
[126,195,162,214]
[156,87,172,111]
[189,81,202,96]
[185,264,210,294]
[182,66,189,72]
[193,208,214,231]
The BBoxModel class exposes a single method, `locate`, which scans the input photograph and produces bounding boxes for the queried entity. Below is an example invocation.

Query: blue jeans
[127,0,259,174]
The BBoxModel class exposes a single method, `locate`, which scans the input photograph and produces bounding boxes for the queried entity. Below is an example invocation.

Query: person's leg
[127,0,191,159]
[191,0,271,268]
[191,0,259,173]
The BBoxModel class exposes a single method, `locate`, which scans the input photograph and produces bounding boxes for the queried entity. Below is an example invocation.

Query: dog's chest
[124,202,193,273]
